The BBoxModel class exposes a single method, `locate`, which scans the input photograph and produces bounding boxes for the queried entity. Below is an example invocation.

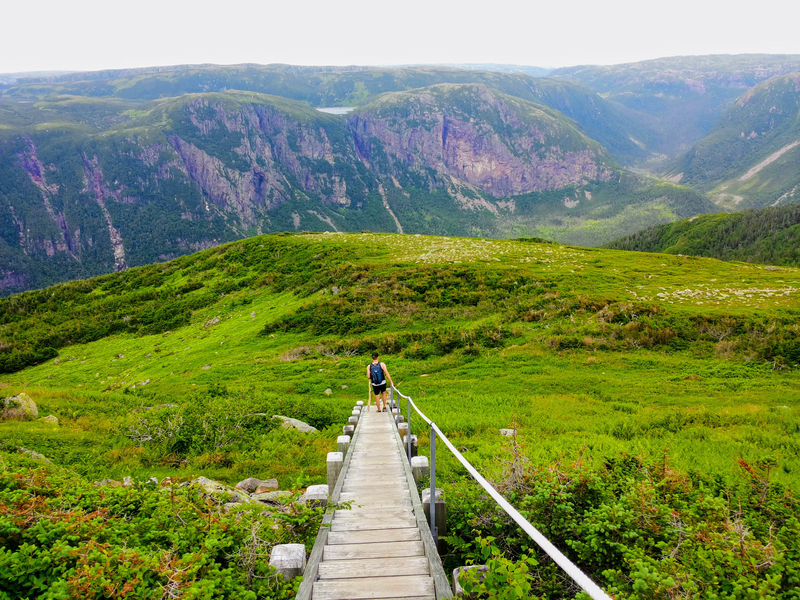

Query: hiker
[366,352,394,413]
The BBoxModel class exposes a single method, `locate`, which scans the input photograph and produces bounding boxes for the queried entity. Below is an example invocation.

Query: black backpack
[370,363,385,385]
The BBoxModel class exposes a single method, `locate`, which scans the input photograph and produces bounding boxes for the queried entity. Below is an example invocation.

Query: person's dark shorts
[372,383,387,395]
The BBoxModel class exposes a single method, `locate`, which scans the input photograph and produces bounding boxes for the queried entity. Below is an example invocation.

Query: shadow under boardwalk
[312,409,437,600]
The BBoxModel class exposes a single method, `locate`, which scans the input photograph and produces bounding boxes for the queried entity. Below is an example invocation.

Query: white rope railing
[391,385,612,600]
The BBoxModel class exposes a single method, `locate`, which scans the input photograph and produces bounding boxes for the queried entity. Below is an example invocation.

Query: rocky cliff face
[350,85,613,197]
[0,89,623,294]
[167,98,365,226]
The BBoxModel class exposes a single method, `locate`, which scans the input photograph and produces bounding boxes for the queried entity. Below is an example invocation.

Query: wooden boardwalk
[301,407,448,600]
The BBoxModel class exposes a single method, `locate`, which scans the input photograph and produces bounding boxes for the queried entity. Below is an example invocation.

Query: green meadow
[2,232,800,598]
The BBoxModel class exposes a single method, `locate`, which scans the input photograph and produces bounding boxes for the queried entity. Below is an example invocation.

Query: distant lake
[316,107,356,115]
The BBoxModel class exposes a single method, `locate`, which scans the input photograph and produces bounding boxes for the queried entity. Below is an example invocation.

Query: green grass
[2,231,800,597]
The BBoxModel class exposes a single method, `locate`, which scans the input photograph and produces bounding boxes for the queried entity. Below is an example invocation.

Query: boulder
[39,415,59,425]
[253,490,294,504]
[2,393,38,421]
[254,479,279,494]
[236,477,267,493]
[123,476,133,487]
[19,447,51,463]
[94,479,123,487]
[271,415,318,434]
[193,476,253,504]
[324,388,333,396]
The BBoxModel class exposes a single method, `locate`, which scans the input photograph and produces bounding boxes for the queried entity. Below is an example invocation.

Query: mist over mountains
[1,55,799,294]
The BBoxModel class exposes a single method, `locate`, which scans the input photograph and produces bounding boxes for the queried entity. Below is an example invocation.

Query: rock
[148,477,159,485]
[204,317,221,328]
[161,477,175,487]
[19,447,51,463]
[324,388,333,396]
[499,428,516,437]
[39,415,59,425]
[253,490,294,504]
[2,393,38,421]
[123,476,133,487]
[254,479,279,494]
[341,385,348,389]
[94,479,123,487]
[236,477,268,493]
[193,476,253,504]
[250,312,256,318]
[271,415,318,434]
[453,565,489,597]
[53,358,60,365]
[202,365,211,370]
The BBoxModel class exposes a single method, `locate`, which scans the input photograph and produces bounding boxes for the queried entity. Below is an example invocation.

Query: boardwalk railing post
[430,422,437,547]
[407,393,412,462]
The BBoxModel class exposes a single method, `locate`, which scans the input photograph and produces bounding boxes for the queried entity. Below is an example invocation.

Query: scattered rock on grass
[2,393,38,421]
[254,479,279,494]
[236,477,268,493]
[204,317,221,328]
[253,490,294,504]
[271,415,318,434]
[324,388,333,396]
[193,476,253,504]
[39,415,59,425]
[19,447,51,463]
[94,479,123,487]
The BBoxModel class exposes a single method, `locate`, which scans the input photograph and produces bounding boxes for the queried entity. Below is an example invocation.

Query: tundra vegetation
[1,232,799,598]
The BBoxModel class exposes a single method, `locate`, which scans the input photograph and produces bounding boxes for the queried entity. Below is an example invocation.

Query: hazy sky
[2,0,799,74]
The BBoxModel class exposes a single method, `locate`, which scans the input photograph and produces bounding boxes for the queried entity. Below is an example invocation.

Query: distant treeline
[605,203,800,266]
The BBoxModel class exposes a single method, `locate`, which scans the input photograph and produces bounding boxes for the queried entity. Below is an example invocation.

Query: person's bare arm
[382,363,394,387]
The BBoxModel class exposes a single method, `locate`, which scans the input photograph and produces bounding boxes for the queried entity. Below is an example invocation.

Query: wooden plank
[330,518,418,532]
[313,574,435,599]
[317,556,429,579]
[342,477,408,496]
[323,540,425,561]
[332,508,414,520]
[327,527,420,545]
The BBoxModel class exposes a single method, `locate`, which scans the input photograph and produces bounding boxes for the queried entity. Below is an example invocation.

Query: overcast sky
[2,0,799,74]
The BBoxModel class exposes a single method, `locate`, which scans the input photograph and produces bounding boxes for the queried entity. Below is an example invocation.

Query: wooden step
[317,556,429,579]
[313,574,435,599]
[323,540,425,561]
[327,527,420,545]
[330,517,417,532]
[332,508,415,521]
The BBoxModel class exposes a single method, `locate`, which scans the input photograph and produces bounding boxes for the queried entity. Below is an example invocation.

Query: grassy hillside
[605,203,800,266]
[2,232,800,597]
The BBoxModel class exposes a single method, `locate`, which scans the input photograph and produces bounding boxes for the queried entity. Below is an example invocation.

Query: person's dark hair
[372,352,379,359]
